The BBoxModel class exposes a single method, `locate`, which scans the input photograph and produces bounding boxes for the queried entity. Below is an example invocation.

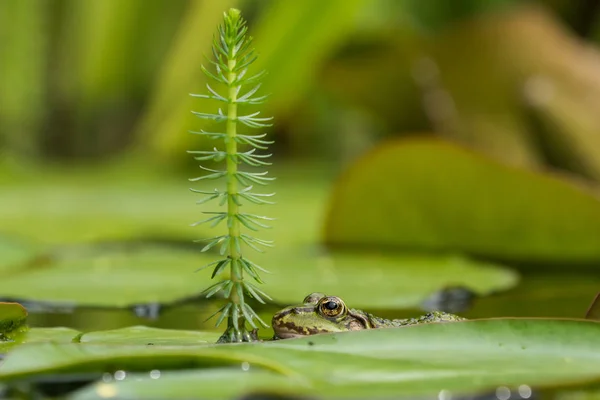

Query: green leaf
[261,249,517,309]
[70,369,302,400]
[0,237,38,273]
[586,293,600,321]
[22,327,81,344]
[2,319,600,398]
[0,245,219,308]
[139,0,240,159]
[79,326,220,345]
[0,342,290,381]
[0,302,27,336]
[0,164,516,309]
[1,327,80,353]
[324,139,600,264]
[253,0,369,118]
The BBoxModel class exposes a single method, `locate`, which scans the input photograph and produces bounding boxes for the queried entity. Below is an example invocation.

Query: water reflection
[422,286,476,313]
[132,303,162,319]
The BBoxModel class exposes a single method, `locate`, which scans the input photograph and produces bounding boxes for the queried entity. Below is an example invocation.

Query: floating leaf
[2,319,600,399]
[79,326,220,345]
[0,303,27,337]
[325,139,600,264]
[0,241,516,310]
[70,369,302,400]
[260,249,517,310]
[1,327,81,353]
[0,245,217,308]
[0,163,515,309]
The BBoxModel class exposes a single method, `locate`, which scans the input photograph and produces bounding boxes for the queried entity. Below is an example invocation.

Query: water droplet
[518,384,532,399]
[438,389,452,400]
[496,386,511,400]
[150,369,161,379]
[102,372,113,382]
[241,361,250,371]
[114,370,126,381]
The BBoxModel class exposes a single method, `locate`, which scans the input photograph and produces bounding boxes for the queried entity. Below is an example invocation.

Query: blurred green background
[1,0,600,336]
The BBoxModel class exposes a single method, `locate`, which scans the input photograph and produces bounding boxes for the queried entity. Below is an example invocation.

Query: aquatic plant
[189,8,274,343]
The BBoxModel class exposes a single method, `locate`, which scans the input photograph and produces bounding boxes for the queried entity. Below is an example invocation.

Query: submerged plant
[188,8,274,343]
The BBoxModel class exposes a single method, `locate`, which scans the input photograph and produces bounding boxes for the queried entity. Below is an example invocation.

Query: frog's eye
[317,296,347,318]
[303,292,326,304]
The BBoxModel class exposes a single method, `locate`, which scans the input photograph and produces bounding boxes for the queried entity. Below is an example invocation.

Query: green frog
[272,292,465,339]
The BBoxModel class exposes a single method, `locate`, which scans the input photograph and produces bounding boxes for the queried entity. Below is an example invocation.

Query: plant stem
[225,57,242,331]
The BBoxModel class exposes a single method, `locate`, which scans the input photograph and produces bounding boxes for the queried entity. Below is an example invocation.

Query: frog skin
[272,292,465,339]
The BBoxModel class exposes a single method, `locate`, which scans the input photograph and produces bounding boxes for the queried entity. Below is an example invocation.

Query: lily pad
[0,302,27,337]
[70,369,302,400]
[2,319,600,398]
[1,327,80,353]
[260,249,518,309]
[0,237,516,310]
[325,139,600,264]
[0,245,216,308]
[78,326,221,345]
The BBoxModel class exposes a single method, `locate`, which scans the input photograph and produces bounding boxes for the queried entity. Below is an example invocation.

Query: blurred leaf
[79,326,220,345]
[253,0,368,118]
[142,0,368,163]
[0,241,516,310]
[397,0,520,32]
[325,138,600,264]
[428,4,600,174]
[0,244,217,308]
[526,77,600,182]
[138,0,240,161]
[425,6,546,168]
[260,250,517,310]
[320,31,427,135]
[0,0,47,157]
[3,320,600,398]
[0,237,38,273]
[53,0,186,155]
[0,160,515,309]
[0,302,27,347]
[586,293,600,321]
[0,161,327,244]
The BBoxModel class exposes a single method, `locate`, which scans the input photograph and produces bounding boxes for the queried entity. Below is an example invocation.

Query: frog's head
[271,292,371,339]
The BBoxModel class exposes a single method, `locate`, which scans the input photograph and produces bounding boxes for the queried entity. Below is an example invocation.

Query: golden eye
[317,296,347,318]
[303,292,326,304]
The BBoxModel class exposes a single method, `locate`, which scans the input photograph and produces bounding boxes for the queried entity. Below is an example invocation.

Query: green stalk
[190,8,275,343]
[225,56,241,324]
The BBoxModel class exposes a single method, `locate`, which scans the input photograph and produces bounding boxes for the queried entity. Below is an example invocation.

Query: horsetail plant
[189,8,274,343]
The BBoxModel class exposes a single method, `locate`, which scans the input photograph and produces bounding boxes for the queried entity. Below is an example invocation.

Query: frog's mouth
[272,325,305,340]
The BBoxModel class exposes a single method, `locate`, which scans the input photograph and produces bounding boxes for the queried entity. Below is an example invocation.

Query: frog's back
[367,310,465,328]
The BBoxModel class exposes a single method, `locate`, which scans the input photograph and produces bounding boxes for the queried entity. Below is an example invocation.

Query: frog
[272,292,465,339]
